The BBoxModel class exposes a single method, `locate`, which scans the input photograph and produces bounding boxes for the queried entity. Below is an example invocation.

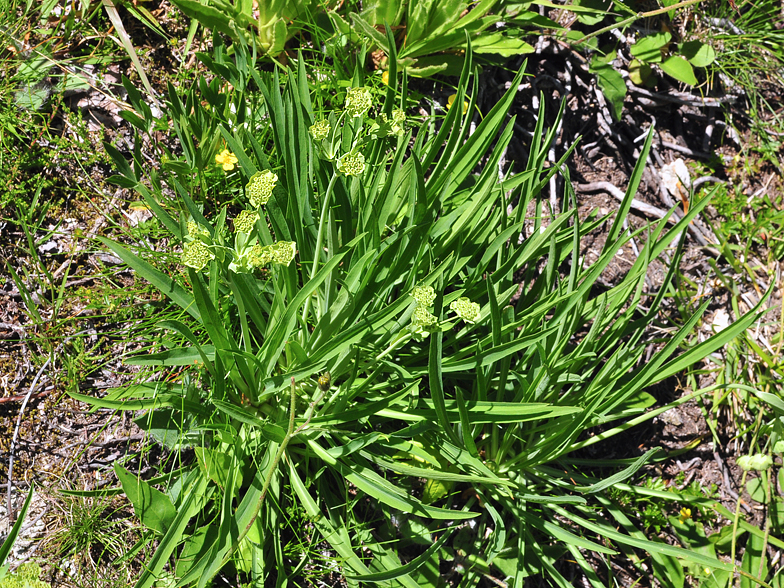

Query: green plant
[45,492,139,574]
[168,0,320,56]
[0,486,35,582]
[568,0,718,119]
[341,0,537,76]
[80,32,775,586]
[0,564,47,588]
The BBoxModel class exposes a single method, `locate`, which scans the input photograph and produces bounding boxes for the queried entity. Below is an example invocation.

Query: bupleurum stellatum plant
[86,33,771,587]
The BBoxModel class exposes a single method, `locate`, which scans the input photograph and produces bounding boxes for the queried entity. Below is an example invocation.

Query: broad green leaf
[630,32,671,63]
[590,55,625,120]
[572,0,612,25]
[660,55,698,85]
[169,0,237,39]
[680,40,716,67]
[194,446,240,489]
[115,465,177,535]
[137,470,208,588]
[125,346,216,366]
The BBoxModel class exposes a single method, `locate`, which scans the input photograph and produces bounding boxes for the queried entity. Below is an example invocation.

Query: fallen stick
[576,181,709,245]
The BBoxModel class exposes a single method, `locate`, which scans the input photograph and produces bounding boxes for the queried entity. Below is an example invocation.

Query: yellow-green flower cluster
[449,297,481,323]
[410,284,436,307]
[187,221,210,239]
[337,152,365,177]
[391,109,406,135]
[247,243,273,267]
[256,242,296,267]
[412,305,438,329]
[235,241,297,272]
[310,119,330,141]
[181,240,214,271]
[268,240,296,265]
[344,87,372,118]
[234,210,259,233]
[409,284,438,337]
[247,170,277,208]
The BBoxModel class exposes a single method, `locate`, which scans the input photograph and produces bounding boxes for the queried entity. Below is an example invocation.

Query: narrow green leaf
[345,527,457,582]
[97,237,199,321]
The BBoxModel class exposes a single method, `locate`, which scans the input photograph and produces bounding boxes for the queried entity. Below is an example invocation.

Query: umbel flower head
[247,170,277,208]
[232,240,297,273]
[247,243,273,268]
[215,149,238,171]
[413,305,437,328]
[181,240,214,271]
[344,87,372,118]
[410,284,436,307]
[187,220,210,239]
[269,241,296,266]
[410,305,438,339]
[337,151,365,177]
[310,119,330,141]
[247,241,296,268]
[449,297,481,323]
[391,109,406,135]
[234,210,259,234]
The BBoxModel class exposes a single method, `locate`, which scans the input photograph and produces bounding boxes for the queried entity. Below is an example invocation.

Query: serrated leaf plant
[342,0,537,77]
[168,0,318,55]
[87,32,771,587]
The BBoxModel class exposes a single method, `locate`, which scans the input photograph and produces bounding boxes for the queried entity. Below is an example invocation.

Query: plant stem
[577,0,706,45]
[301,171,339,325]
[375,330,413,360]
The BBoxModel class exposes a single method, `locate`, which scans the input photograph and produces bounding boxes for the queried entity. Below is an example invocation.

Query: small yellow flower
[678,507,692,523]
[447,94,468,115]
[215,148,238,171]
[381,70,390,86]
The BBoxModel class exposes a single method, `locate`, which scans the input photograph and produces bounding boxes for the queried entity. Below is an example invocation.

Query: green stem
[301,171,339,325]
[375,330,414,361]
[577,0,706,45]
